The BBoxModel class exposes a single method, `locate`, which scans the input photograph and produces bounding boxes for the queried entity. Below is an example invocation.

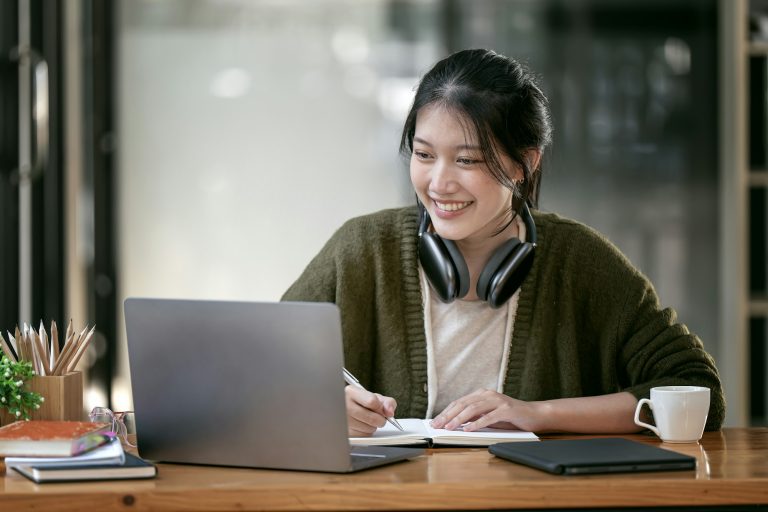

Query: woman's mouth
[435,200,473,212]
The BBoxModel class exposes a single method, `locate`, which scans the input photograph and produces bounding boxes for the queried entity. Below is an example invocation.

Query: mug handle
[634,398,660,437]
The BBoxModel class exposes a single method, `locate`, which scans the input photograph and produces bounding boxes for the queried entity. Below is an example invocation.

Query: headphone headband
[519,202,537,246]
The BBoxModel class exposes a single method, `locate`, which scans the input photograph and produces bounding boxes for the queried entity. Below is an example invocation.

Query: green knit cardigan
[282,206,725,430]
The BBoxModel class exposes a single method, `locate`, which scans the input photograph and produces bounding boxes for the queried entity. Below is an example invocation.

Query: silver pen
[342,367,404,431]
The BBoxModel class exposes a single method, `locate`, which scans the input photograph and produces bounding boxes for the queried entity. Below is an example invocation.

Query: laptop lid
[124,298,421,473]
[489,438,696,475]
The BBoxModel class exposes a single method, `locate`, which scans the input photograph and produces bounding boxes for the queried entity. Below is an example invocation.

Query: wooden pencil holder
[0,372,84,424]
[28,371,84,421]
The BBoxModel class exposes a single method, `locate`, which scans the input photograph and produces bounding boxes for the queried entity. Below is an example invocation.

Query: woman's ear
[525,149,542,174]
[512,149,542,181]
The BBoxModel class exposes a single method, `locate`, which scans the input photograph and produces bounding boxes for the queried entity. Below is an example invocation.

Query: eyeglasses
[89,406,136,447]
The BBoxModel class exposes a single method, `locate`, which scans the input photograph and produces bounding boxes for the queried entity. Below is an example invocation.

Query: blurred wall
[115,0,719,411]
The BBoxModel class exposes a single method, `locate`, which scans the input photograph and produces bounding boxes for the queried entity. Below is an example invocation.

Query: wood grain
[0,428,766,511]
[0,372,83,425]
[26,372,84,421]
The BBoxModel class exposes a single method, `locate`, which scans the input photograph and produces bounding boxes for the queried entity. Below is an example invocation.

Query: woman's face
[410,104,518,246]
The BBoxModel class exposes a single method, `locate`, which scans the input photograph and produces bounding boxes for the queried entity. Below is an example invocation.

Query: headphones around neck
[417,201,537,308]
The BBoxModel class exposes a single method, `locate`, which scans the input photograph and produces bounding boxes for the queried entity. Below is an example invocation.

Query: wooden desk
[1,428,766,511]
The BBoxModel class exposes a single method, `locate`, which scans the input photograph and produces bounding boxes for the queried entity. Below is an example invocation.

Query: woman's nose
[430,159,459,194]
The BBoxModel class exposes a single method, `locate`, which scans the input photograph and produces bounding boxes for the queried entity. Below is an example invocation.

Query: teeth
[435,201,472,212]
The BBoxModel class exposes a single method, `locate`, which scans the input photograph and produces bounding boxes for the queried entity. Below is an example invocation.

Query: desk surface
[1,428,766,511]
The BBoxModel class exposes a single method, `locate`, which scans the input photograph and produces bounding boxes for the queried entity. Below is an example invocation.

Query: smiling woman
[282,48,725,438]
[410,106,519,243]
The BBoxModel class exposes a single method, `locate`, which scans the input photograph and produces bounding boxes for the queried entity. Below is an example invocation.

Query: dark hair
[400,49,552,211]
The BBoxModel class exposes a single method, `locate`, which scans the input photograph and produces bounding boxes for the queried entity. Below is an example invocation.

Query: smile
[435,200,473,212]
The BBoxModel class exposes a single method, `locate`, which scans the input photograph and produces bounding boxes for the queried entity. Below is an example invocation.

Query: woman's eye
[457,157,480,166]
[414,151,431,159]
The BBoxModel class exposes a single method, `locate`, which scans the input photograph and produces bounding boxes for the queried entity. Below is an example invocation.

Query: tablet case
[489,437,696,475]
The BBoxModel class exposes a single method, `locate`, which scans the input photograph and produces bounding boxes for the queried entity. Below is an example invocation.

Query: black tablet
[489,437,696,475]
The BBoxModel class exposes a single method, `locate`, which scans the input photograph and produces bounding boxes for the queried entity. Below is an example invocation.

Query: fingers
[378,394,397,418]
[345,385,398,437]
[430,389,526,431]
[348,416,379,436]
[430,388,495,430]
[463,408,515,432]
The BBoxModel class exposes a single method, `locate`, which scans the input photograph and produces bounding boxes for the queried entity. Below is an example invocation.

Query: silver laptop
[124,298,423,473]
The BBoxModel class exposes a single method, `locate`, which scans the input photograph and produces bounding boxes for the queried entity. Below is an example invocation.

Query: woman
[282,49,724,436]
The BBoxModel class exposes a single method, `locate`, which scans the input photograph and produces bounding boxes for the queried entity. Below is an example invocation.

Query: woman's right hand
[345,385,398,436]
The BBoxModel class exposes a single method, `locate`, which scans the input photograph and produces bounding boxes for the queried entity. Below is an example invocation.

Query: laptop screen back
[124,298,355,472]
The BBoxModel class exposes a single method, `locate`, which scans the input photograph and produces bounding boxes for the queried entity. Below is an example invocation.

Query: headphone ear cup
[441,238,470,298]
[476,238,521,302]
[419,233,470,302]
[485,242,535,308]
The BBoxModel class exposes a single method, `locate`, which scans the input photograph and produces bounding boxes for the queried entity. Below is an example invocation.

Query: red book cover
[0,421,111,457]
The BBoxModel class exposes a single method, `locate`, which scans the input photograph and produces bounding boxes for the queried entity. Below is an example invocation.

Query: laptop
[123,298,423,473]
[489,437,696,475]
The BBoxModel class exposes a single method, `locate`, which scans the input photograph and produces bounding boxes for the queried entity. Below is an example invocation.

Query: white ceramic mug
[633,386,710,443]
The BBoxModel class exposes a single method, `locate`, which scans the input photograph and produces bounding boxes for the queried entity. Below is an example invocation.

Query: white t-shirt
[421,217,525,419]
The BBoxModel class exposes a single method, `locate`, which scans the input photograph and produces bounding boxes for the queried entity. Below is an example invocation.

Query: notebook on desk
[124,298,423,473]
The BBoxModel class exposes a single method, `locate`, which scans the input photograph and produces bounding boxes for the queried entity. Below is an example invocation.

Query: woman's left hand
[430,388,545,432]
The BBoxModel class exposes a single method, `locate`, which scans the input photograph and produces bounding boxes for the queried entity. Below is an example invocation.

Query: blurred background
[0,0,764,427]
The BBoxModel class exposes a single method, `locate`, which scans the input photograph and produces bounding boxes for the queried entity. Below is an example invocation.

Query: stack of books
[0,420,156,482]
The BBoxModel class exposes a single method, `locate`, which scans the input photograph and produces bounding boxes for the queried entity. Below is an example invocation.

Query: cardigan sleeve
[618,276,725,430]
[281,215,379,306]
[279,208,423,413]
[281,231,340,304]
[551,216,725,431]
[612,258,725,430]
[280,215,384,391]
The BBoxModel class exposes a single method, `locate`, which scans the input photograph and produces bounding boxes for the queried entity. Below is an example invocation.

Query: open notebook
[350,418,538,447]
